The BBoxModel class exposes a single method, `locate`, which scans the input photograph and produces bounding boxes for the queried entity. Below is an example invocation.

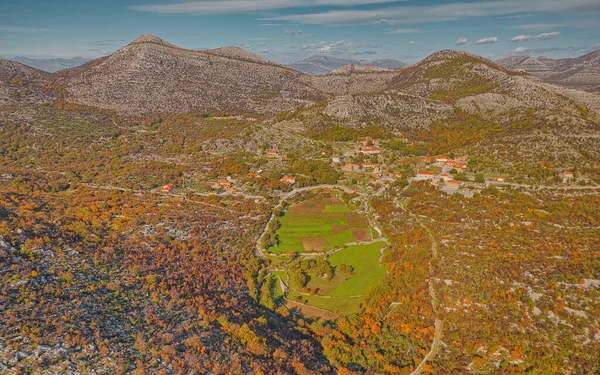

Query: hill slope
[497,50,600,93]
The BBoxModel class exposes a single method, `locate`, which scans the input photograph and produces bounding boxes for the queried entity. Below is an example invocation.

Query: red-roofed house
[247,172,259,178]
[415,171,435,180]
[423,157,433,163]
[162,184,174,192]
[218,180,232,188]
[436,155,449,162]
[564,171,574,179]
[447,180,461,190]
[267,149,279,157]
[361,146,382,155]
[440,173,451,181]
[497,176,504,182]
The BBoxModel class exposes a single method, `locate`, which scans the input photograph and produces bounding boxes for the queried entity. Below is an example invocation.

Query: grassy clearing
[268,196,370,254]
[288,293,364,315]
[327,241,386,297]
[272,270,288,299]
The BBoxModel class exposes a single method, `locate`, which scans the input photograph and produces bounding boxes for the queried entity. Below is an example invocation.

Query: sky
[1,0,599,64]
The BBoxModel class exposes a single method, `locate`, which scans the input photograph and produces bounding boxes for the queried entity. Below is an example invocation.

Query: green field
[268,196,370,254]
[327,241,387,297]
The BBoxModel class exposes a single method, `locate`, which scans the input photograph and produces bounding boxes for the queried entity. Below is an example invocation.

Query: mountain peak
[128,34,177,48]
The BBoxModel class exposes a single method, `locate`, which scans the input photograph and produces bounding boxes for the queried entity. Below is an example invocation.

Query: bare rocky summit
[54,34,322,115]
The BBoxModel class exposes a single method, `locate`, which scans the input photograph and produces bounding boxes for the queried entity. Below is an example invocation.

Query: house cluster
[414,155,471,194]
[431,155,467,171]
[358,138,382,155]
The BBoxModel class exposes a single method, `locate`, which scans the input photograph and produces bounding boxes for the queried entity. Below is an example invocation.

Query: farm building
[496,176,504,182]
[564,171,574,179]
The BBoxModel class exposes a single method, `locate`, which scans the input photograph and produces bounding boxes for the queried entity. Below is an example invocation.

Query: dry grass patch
[351,229,372,243]
[302,237,328,252]
[346,212,369,228]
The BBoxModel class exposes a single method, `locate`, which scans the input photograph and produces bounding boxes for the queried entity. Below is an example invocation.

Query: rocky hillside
[0,59,55,105]
[289,54,405,76]
[497,50,600,93]
[55,34,322,115]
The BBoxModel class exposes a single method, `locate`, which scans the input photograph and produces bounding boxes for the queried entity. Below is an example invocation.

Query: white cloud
[476,37,498,45]
[535,31,560,40]
[261,0,600,25]
[510,35,532,42]
[509,31,560,42]
[388,28,419,34]
[130,0,402,14]
[409,41,415,45]
[454,38,468,45]
[511,45,590,55]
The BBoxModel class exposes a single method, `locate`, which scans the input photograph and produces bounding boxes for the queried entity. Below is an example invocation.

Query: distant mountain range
[289,55,406,75]
[6,56,91,73]
[497,50,600,93]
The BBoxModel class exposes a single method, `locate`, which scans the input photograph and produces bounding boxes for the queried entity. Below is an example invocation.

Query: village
[157,137,583,200]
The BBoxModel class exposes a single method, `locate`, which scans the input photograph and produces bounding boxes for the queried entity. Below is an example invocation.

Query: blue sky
[1,0,599,63]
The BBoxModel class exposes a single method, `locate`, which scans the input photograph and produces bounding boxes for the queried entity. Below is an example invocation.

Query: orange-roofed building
[436,155,449,162]
[361,146,382,155]
[564,171,574,179]
[162,184,174,192]
[415,170,435,180]
[280,176,296,186]
[247,172,259,178]
[447,180,461,190]
[497,176,504,182]
[267,149,279,157]
[218,180,232,188]
[440,173,451,181]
